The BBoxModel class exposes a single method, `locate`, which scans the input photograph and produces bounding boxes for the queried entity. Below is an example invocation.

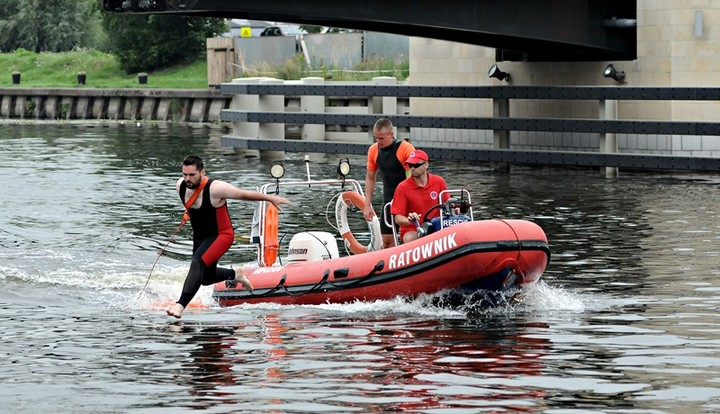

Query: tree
[101,13,227,73]
[299,25,323,34]
[0,0,91,52]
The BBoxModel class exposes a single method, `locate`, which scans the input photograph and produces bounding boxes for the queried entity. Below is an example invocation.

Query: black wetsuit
[177,179,235,307]
[375,139,409,234]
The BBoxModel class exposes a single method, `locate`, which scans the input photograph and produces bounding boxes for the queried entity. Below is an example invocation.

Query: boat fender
[263,204,279,266]
[335,191,383,254]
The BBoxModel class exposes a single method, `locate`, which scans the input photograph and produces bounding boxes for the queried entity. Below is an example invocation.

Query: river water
[2,123,720,413]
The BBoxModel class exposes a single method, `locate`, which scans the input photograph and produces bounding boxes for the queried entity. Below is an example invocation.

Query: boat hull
[212,219,550,306]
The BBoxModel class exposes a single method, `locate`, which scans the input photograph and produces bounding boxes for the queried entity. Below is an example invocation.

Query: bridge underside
[101,0,636,61]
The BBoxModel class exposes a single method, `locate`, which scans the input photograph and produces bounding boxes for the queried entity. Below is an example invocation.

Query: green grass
[0,49,409,89]
[0,49,209,89]
[254,53,410,81]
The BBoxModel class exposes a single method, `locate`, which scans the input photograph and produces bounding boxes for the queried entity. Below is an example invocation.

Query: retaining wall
[0,88,231,122]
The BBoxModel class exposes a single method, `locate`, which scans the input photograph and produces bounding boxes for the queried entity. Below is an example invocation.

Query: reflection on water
[2,123,720,412]
[164,311,553,412]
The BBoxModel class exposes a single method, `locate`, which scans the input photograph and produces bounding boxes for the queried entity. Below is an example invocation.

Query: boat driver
[390,149,451,244]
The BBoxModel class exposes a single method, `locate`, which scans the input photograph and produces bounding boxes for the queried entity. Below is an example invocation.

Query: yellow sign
[240,27,252,38]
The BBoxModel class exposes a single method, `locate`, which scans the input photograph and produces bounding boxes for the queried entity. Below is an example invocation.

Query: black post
[77,72,86,85]
[11,71,20,85]
[138,72,148,85]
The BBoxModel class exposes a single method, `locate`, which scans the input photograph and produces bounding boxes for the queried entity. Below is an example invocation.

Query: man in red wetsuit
[363,118,415,248]
[167,155,290,318]
[391,149,451,244]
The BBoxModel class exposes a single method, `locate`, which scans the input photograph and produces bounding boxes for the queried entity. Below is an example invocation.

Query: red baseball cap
[405,150,429,164]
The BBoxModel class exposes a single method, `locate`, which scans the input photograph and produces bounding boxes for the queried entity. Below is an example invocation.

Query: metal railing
[221,83,720,172]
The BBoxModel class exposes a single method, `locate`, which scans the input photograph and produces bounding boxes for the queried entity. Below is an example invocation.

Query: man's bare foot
[166,303,184,319]
[235,268,254,291]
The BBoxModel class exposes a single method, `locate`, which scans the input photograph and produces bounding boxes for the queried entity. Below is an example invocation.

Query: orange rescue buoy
[263,204,279,266]
[335,191,382,254]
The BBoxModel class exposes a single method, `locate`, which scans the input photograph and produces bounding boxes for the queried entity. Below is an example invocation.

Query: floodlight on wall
[603,64,626,83]
[488,64,510,82]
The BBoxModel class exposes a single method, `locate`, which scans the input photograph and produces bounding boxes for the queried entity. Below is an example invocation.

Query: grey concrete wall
[0,88,230,122]
[230,32,409,73]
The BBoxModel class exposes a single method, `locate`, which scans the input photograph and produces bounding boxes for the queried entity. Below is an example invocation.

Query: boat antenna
[304,154,311,186]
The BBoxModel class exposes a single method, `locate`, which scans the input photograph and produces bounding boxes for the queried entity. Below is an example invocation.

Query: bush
[101,14,226,73]
[245,54,409,81]
[0,0,92,52]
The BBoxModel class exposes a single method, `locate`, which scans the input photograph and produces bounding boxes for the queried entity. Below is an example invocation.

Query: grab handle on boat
[320,269,330,282]
[371,260,385,274]
[334,267,349,279]
[243,273,288,298]
[283,271,330,297]
[322,260,385,290]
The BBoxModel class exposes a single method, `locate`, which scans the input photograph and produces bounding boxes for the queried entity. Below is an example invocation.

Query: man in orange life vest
[363,118,415,248]
[391,149,451,244]
[167,155,290,318]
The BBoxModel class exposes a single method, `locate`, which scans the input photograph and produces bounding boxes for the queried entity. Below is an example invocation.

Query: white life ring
[335,191,383,254]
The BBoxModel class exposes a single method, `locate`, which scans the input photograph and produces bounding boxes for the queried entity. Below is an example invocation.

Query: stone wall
[0,88,230,123]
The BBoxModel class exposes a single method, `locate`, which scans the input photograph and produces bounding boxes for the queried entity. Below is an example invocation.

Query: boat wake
[2,258,607,320]
[198,281,597,319]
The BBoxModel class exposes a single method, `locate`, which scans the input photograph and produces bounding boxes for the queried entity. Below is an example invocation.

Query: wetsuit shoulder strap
[182,177,209,223]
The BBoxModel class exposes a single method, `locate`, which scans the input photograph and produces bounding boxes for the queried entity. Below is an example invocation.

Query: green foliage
[352,55,410,79]
[247,54,409,81]
[299,25,324,34]
[0,49,209,88]
[274,54,311,80]
[0,0,95,52]
[84,0,111,51]
[101,14,227,73]
[0,48,406,88]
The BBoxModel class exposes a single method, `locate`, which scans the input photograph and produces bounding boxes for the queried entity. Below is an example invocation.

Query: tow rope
[137,177,208,297]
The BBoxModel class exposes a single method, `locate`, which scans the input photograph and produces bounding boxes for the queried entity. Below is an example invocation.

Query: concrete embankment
[0,88,230,122]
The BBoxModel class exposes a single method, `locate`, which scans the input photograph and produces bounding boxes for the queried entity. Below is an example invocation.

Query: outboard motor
[287,231,340,263]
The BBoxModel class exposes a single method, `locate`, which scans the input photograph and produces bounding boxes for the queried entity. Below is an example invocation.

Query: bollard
[77,71,86,85]
[138,72,148,85]
[11,71,20,85]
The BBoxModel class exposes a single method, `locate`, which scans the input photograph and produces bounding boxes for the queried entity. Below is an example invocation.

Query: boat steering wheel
[421,204,444,224]
[414,204,444,238]
[416,198,472,237]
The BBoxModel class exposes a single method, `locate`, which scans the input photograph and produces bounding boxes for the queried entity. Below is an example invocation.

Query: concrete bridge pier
[258,78,285,161]
[600,99,619,178]
[300,77,326,163]
[493,97,510,172]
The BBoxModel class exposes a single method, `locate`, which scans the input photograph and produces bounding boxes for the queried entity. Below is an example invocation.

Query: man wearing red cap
[391,149,451,243]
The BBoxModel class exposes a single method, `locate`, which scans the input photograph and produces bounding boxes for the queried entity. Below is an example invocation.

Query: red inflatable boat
[212,160,550,307]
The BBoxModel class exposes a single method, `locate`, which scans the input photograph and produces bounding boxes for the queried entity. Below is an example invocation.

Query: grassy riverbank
[0,49,409,89]
[0,49,208,89]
